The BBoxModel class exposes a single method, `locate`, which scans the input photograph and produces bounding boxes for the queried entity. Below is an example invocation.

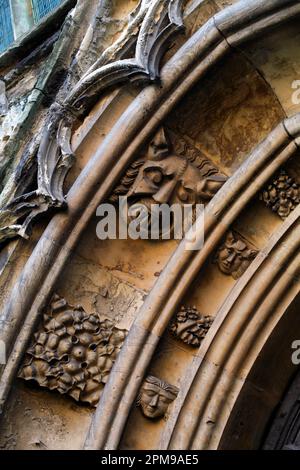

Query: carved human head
[137,375,179,419]
[216,231,257,279]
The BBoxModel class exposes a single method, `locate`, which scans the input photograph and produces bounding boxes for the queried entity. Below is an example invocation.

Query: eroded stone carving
[170,306,213,347]
[260,170,300,220]
[19,295,127,407]
[0,104,75,243]
[111,127,227,236]
[215,231,258,279]
[69,0,185,115]
[137,375,179,419]
[0,1,185,245]
[127,128,227,205]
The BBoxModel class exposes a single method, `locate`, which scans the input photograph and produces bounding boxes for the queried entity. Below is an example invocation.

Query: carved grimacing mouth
[221,259,233,267]
[128,197,155,212]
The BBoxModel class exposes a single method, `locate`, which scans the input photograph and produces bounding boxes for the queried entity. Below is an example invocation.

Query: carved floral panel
[19,295,127,406]
[260,170,300,220]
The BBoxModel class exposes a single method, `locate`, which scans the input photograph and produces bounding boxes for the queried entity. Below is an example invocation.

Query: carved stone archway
[0,0,300,450]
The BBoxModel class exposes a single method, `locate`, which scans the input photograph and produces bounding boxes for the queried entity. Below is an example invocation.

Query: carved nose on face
[153,179,178,203]
[128,179,155,197]
[149,394,159,407]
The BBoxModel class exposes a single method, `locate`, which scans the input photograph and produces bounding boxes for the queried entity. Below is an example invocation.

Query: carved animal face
[125,128,227,237]
[127,155,226,207]
[216,231,257,279]
[138,377,178,419]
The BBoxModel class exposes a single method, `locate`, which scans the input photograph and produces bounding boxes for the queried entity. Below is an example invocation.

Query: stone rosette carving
[215,231,258,280]
[260,170,300,220]
[19,295,127,407]
[169,306,213,347]
[137,375,179,419]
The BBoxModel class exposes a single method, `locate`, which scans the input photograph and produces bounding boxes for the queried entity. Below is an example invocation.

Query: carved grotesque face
[127,128,227,210]
[124,128,227,238]
[137,376,178,419]
[216,231,257,279]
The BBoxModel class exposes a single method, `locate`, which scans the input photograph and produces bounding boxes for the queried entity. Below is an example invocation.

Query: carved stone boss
[260,169,300,220]
[19,295,127,407]
[111,127,227,238]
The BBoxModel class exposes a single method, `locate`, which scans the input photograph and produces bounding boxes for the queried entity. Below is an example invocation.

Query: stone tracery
[137,375,179,420]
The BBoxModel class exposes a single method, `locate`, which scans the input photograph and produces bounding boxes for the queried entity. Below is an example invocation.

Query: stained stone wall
[0,0,300,450]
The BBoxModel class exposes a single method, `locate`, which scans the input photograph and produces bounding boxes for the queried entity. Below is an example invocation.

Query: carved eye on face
[144,390,157,398]
[158,395,169,404]
[144,168,163,185]
[177,185,194,203]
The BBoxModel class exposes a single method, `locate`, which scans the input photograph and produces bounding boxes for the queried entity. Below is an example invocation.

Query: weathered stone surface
[1,0,300,452]
[166,52,284,174]
[19,295,127,407]
[243,18,300,117]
